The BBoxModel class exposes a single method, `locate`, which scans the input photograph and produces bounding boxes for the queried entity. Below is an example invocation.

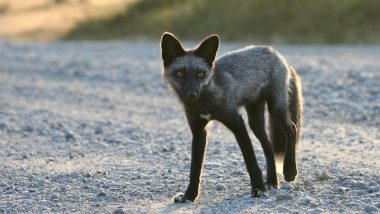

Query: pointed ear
[194,34,219,66]
[160,32,185,67]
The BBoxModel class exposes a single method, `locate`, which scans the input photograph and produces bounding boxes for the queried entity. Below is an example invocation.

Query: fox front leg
[173,114,208,203]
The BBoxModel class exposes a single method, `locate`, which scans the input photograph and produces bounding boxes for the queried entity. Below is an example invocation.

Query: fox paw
[266,177,279,190]
[251,184,266,197]
[173,192,192,203]
[284,168,298,182]
[284,159,298,182]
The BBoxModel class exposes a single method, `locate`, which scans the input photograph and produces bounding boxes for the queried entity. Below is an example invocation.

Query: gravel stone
[281,182,294,190]
[310,201,319,208]
[335,187,348,194]
[49,193,59,201]
[296,186,305,192]
[215,183,226,191]
[300,196,312,205]
[97,192,107,197]
[375,203,380,208]
[277,207,291,213]
[84,172,92,178]
[112,208,126,214]
[369,181,378,186]
[232,160,239,166]
[343,179,357,188]
[94,126,103,134]
[23,125,34,132]
[231,171,244,177]
[315,170,331,181]
[0,122,7,130]
[303,179,314,187]
[356,190,366,196]
[368,185,380,193]
[57,186,67,193]
[308,208,324,214]
[364,205,378,213]
[204,162,222,168]
[64,132,75,141]
[356,181,366,189]
[275,190,293,200]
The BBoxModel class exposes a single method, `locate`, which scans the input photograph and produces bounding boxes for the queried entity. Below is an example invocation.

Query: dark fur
[160,32,303,203]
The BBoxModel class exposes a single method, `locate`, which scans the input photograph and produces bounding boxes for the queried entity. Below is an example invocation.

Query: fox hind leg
[220,112,266,197]
[246,102,278,189]
[268,96,298,182]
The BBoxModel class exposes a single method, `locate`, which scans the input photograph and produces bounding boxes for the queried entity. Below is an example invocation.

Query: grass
[0,0,134,41]
[64,0,380,44]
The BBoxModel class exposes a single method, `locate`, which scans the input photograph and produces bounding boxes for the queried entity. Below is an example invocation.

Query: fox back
[213,46,291,110]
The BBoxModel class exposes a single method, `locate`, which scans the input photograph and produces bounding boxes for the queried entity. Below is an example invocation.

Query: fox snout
[183,87,200,102]
[187,91,198,99]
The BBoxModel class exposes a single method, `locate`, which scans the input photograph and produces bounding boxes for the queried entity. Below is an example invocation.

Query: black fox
[160,32,303,203]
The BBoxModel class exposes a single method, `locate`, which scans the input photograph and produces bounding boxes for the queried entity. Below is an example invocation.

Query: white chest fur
[200,114,211,121]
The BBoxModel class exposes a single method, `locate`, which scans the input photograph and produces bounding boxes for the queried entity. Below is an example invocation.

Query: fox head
[160,32,219,103]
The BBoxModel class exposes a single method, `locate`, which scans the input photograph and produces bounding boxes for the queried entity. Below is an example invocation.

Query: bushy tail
[270,66,303,161]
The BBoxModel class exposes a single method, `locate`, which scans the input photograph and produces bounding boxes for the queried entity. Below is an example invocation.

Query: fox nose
[187,91,197,98]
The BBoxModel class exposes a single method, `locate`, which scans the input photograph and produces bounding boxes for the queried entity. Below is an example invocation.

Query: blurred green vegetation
[64,0,380,44]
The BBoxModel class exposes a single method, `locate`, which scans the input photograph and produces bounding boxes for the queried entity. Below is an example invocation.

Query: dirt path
[0,41,379,213]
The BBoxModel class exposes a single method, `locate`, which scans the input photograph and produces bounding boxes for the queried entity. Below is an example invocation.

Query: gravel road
[0,41,379,213]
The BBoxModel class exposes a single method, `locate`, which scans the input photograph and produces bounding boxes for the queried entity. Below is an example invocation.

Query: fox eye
[197,72,205,78]
[175,71,184,78]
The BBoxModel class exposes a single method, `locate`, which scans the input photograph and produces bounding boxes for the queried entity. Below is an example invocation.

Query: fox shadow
[158,192,280,214]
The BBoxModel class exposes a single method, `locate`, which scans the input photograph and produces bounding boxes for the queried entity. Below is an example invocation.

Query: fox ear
[161,32,185,67]
[194,34,219,66]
